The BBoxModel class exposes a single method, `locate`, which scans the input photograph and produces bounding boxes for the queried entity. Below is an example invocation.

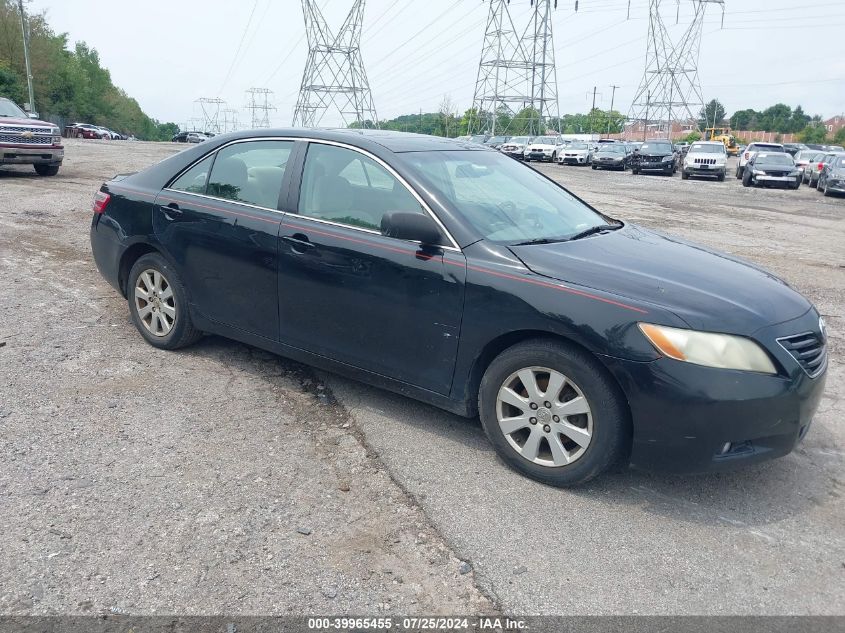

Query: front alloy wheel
[496,367,592,467]
[478,340,630,486]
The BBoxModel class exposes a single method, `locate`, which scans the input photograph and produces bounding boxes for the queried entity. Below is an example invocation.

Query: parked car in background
[0,97,64,176]
[804,152,834,188]
[816,153,845,196]
[682,141,727,181]
[499,136,532,160]
[89,128,827,486]
[591,144,629,171]
[794,150,824,183]
[783,143,807,157]
[70,123,105,139]
[631,140,678,175]
[524,135,563,162]
[741,152,801,189]
[468,134,490,145]
[172,131,209,144]
[736,142,785,178]
[484,135,511,150]
[558,142,593,166]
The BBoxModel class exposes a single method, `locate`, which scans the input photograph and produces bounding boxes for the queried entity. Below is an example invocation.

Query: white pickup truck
[0,97,64,176]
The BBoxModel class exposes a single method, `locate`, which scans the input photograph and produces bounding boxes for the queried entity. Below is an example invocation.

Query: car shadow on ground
[0,167,41,179]
[177,333,839,533]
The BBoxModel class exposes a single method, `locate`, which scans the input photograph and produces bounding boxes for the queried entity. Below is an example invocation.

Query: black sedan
[591,144,630,171]
[742,152,802,189]
[90,129,827,486]
[631,140,678,175]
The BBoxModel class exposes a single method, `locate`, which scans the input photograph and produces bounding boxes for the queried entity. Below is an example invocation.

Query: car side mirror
[381,212,443,246]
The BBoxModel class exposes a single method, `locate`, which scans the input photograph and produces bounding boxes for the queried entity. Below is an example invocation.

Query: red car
[0,97,64,176]
[67,123,104,139]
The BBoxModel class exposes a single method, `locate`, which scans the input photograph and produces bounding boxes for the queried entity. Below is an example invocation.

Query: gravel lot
[1,138,842,616]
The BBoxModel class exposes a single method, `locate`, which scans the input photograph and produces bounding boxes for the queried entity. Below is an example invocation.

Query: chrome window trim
[164,135,462,252]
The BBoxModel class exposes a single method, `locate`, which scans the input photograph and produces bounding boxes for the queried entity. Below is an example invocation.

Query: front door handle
[282,233,315,253]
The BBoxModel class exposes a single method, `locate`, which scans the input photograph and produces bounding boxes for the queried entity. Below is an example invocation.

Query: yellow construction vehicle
[703,127,740,157]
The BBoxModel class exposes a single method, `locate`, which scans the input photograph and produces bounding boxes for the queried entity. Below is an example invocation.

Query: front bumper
[0,144,64,165]
[501,149,525,159]
[599,309,827,473]
[824,179,845,192]
[560,155,588,164]
[684,164,725,176]
[594,159,623,169]
[752,174,800,187]
[526,151,554,161]
[636,160,673,172]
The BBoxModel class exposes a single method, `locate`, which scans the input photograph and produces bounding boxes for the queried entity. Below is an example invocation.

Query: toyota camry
[89,129,827,486]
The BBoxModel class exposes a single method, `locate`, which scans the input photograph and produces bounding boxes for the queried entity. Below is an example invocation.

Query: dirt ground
[0,138,842,615]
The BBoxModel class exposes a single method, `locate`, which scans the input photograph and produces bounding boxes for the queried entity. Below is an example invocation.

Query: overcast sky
[29,0,845,129]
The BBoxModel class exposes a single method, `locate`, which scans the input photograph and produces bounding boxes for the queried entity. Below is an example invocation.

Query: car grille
[693,158,717,165]
[0,125,49,134]
[763,170,790,176]
[0,131,53,145]
[777,332,827,377]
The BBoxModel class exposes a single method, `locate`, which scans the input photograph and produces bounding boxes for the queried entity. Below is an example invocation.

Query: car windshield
[487,136,508,143]
[833,156,845,168]
[402,150,611,244]
[755,154,793,166]
[0,99,27,117]
[690,144,725,154]
[752,144,784,152]
[510,137,530,143]
[598,145,625,154]
[570,143,588,150]
[469,135,487,143]
[795,151,821,161]
[640,142,672,152]
[533,136,557,144]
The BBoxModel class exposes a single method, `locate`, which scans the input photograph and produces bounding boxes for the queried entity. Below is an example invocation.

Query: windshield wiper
[567,222,623,241]
[511,237,568,246]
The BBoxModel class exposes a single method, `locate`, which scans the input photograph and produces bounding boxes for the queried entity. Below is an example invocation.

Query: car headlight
[662,156,673,162]
[790,170,801,176]
[753,169,765,176]
[638,323,777,374]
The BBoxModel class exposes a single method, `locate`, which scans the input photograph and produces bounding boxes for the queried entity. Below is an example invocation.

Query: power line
[219,0,260,94]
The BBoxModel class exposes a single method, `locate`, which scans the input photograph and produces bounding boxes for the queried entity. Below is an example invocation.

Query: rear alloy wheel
[128,253,202,350]
[479,340,629,486]
[34,164,59,176]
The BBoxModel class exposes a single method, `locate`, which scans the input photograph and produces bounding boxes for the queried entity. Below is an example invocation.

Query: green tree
[833,126,845,146]
[797,123,828,144]
[731,109,758,130]
[699,99,726,128]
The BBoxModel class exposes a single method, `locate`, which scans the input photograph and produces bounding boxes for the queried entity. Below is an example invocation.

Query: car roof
[208,127,490,153]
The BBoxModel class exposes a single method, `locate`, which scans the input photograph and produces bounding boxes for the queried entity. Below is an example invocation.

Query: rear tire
[34,164,60,176]
[478,339,630,486]
[735,165,743,179]
[127,253,202,350]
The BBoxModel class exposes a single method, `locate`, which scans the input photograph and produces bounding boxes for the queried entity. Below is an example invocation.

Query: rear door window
[170,155,213,194]
[207,140,294,209]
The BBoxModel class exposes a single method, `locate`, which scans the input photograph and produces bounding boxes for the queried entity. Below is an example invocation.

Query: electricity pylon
[292,0,379,128]
[470,0,560,136]
[244,88,276,128]
[195,98,226,135]
[629,0,725,137]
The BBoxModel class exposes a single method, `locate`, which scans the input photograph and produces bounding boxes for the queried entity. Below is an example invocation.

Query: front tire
[478,340,630,486]
[127,253,202,350]
[681,170,689,180]
[34,164,60,176]
[742,171,752,187]
[736,164,743,179]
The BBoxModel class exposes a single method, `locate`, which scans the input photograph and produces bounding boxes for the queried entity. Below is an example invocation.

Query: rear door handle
[282,233,314,253]
[162,202,183,220]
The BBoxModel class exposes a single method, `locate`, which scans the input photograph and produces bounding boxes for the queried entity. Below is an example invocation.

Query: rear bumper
[0,145,64,165]
[599,310,827,474]
[90,215,124,294]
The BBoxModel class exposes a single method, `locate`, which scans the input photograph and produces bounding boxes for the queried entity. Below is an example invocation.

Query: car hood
[564,148,589,154]
[508,224,811,335]
[0,116,52,128]
[595,152,624,159]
